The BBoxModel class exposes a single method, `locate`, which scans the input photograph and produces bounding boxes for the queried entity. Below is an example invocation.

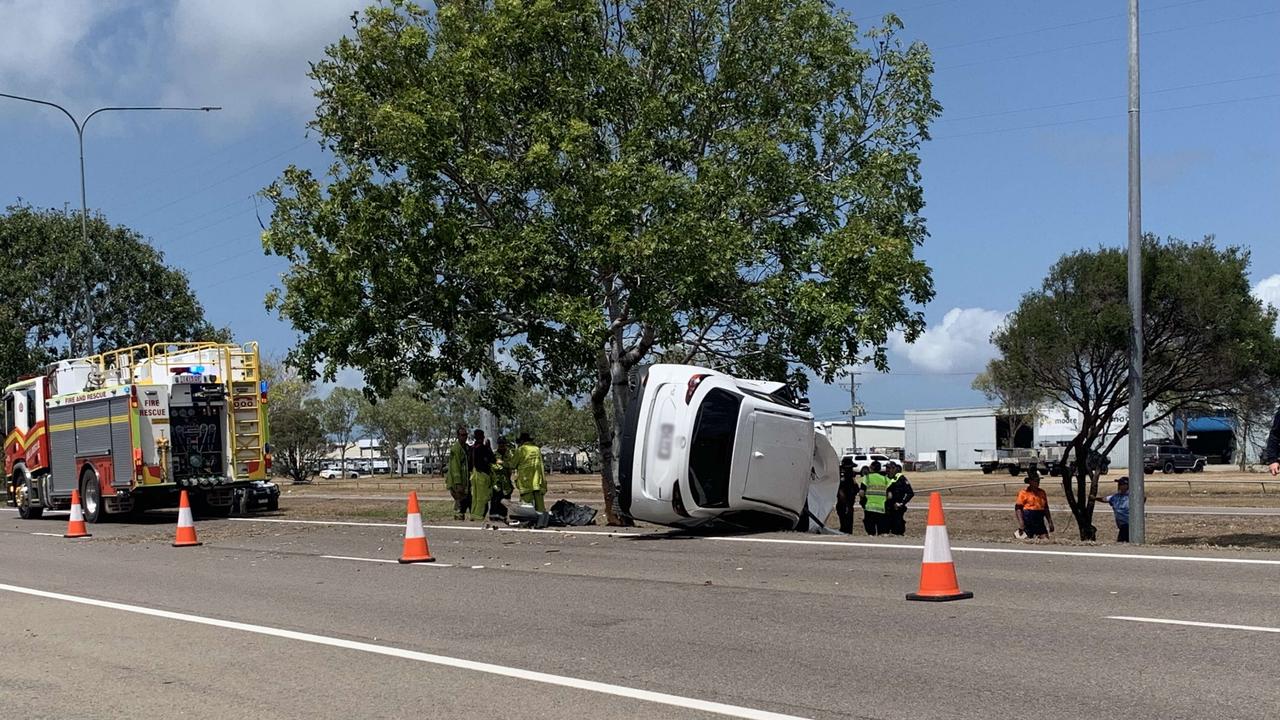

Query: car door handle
[753,451,764,458]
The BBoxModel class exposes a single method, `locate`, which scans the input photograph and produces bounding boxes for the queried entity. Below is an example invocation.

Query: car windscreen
[688,388,741,508]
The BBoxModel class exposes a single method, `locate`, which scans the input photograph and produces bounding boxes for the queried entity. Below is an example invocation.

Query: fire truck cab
[4,342,270,522]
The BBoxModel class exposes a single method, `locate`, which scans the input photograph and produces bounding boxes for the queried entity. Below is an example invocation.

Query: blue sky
[2,0,1277,420]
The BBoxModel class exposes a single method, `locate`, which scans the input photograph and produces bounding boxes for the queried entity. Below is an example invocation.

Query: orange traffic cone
[64,488,92,538]
[906,492,973,602]
[172,490,202,547]
[399,491,435,563]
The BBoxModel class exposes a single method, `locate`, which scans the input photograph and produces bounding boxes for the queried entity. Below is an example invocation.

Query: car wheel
[1008,466,1022,476]
[1193,462,1204,473]
[981,466,993,475]
[81,470,104,523]
[1163,461,1175,474]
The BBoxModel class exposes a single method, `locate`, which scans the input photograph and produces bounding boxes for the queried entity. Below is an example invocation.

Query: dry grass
[274,469,1280,550]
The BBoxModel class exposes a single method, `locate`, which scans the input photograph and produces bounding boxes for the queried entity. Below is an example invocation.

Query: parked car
[319,467,360,479]
[844,452,895,473]
[1143,444,1206,474]
[234,480,280,513]
[618,364,838,531]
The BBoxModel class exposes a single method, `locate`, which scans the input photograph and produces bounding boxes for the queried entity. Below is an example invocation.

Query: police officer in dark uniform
[884,460,915,536]
[836,456,857,534]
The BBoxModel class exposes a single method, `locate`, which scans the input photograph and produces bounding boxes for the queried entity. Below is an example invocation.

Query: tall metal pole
[0,93,220,355]
[1126,0,1146,544]
[849,374,859,453]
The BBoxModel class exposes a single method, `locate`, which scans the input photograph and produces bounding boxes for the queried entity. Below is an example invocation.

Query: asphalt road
[2,508,1278,719]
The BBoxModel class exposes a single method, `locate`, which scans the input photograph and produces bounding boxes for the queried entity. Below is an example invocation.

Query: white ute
[618,364,838,532]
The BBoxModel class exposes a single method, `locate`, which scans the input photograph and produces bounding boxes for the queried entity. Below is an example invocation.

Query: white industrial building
[904,404,1269,471]
[815,420,906,456]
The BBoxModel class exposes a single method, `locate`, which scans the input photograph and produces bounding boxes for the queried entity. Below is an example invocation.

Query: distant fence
[924,478,1280,495]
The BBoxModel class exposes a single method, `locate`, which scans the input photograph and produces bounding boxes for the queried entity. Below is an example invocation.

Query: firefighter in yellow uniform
[489,437,515,520]
[514,432,546,512]
[469,429,495,521]
[445,426,471,520]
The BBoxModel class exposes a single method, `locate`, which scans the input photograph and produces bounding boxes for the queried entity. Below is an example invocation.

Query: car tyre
[1163,461,1175,474]
[1008,466,1022,476]
[1193,461,1204,473]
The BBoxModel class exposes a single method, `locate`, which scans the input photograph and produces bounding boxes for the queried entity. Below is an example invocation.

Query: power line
[853,0,957,23]
[937,8,1280,72]
[933,92,1280,141]
[937,71,1280,124]
[932,0,1212,51]
[124,138,312,225]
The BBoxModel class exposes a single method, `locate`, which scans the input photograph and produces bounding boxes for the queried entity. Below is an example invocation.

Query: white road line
[30,532,67,537]
[229,517,636,536]
[706,536,1280,565]
[1108,616,1280,634]
[0,582,808,720]
[321,555,453,568]
[233,516,1280,566]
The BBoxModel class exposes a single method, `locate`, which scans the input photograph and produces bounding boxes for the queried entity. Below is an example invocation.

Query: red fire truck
[4,342,270,522]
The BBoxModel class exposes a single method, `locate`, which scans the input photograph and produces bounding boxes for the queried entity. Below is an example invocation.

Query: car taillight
[133,448,143,469]
[264,452,273,470]
[685,374,709,404]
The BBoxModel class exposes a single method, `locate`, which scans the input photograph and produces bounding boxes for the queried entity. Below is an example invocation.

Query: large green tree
[986,237,1280,540]
[263,0,939,523]
[0,203,226,383]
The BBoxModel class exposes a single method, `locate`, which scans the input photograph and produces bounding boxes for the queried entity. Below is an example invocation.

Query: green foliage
[988,236,1280,538]
[538,397,598,453]
[263,0,940,520]
[0,203,227,384]
[272,404,329,485]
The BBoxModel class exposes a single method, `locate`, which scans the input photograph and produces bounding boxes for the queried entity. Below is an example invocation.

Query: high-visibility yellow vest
[864,473,890,514]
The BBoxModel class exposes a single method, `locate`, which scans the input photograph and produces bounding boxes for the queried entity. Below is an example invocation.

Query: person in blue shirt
[1093,476,1130,543]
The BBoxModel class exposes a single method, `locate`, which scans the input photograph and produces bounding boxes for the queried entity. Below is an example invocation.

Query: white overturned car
[618,364,838,532]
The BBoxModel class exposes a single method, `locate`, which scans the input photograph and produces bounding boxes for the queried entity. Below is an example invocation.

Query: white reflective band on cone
[177,506,195,527]
[405,513,424,539]
[69,503,84,522]
[922,524,953,564]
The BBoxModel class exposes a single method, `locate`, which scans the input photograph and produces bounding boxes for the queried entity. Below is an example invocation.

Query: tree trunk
[591,385,622,526]
[1059,442,1098,540]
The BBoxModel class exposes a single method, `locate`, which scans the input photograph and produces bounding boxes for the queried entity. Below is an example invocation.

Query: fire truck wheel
[16,474,42,520]
[80,471,106,523]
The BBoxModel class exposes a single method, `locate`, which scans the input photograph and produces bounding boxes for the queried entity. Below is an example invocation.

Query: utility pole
[839,372,864,453]
[0,93,220,354]
[1126,0,1146,544]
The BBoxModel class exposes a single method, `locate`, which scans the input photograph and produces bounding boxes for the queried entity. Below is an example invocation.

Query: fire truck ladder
[227,344,264,478]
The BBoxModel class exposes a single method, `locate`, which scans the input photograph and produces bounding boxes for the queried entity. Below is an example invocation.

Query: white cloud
[0,1,355,126]
[1253,274,1280,334]
[160,1,356,122]
[890,307,1008,374]
[0,0,115,97]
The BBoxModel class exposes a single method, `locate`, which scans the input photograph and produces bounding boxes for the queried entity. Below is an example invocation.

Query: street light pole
[0,93,221,248]
[1126,0,1146,544]
[1,93,220,355]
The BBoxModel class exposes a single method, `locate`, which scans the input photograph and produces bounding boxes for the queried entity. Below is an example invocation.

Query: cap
[1115,476,1130,483]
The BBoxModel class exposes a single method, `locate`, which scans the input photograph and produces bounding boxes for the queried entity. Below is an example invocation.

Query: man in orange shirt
[1014,469,1054,539]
